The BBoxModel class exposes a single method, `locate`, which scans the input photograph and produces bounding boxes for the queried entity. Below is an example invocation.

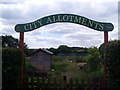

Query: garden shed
[30,48,53,72]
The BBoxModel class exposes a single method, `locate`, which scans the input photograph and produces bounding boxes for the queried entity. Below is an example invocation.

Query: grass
[25,56,104,82]
[48,56,89,81]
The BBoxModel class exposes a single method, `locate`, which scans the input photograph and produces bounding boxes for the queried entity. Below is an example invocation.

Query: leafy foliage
[99,40,120,89]
[1,35,30,56]
[57,45,71,53]
[85,47,102,72]
[2,48,22,89]
[2,35,19,48]
[48,45,88,55]
[25,57,37,73]
[1,35,27,48]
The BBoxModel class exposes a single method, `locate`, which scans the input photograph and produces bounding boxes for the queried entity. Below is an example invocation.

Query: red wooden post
[20,32,24,56]
[104,32,108,44]
[19,32,24,88]
[104,31,108,88]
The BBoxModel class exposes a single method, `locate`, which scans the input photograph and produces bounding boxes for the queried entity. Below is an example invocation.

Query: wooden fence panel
[25,76,103,89]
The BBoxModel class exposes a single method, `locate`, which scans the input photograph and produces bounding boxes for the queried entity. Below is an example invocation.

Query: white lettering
[56,15,62,21]
[99,24,104,30]
[74,16,81,23]
[52,16,56,22]
[47,17,52,23]
[69,15,74,22]
[94,22,99,29]
[63,15,69,21]
[32,22,37,28]
[37,20,42,25]
[81,18,87,25]
[87,20,94,27]
[29,24,32,30]
[24,24,29,30]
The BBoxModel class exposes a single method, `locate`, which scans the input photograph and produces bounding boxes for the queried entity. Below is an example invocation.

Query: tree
[48,48,57,55]
[99,40,120,89]
[1,35,30,56]
[86,47,102,72]
[1,35,28,49]
[57,45,71,53]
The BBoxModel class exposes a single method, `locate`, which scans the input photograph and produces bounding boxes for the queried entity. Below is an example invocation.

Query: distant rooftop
[29,48,53,56]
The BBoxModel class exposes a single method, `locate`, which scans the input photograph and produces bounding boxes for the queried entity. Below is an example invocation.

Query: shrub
[99,40,120,89]
[85,47,102,72]
[25,57,37,73]
[2,47,22,89]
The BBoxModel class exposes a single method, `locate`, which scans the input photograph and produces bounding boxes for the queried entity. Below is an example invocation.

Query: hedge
[99,40,120,89]
[2,47,22,89]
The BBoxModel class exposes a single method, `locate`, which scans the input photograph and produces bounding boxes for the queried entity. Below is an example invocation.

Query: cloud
[45,23,78,34]
[24,36,65,48]
[64,33,102,40]
[118,30,120,40]
[1,0,119,48]
[1,27,15,35]
[61,30,103,47]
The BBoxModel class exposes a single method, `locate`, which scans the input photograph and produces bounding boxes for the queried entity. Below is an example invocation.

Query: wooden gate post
[104,31,108,88]
[19,32,24,88]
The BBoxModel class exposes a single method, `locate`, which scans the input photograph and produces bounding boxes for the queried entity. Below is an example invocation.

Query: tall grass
[49,56,89,81]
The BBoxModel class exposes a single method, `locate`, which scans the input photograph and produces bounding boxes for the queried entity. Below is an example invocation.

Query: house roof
[29,48,53,56]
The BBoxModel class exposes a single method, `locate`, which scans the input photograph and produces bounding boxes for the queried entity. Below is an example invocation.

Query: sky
[0,0,119,49]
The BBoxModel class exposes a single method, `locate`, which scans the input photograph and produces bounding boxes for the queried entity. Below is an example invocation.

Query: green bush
[88,71,103,79]
[99,40,120,89]
[2,47,22,89]
[25,63,36,73]
[85,47,102,72]
[25,57,37,73]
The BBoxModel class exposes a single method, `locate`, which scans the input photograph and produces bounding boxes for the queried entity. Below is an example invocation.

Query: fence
[24,76,106,89]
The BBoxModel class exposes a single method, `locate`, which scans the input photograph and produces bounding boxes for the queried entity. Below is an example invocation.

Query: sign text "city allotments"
[15,14,114,32]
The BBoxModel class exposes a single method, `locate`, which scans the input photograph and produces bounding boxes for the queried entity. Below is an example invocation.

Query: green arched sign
[15,14,114,32]
[15,14,114,88]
